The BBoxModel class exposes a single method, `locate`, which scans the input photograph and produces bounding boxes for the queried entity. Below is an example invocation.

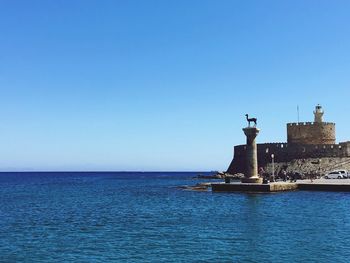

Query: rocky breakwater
[195,172,245,180]
[177,182,212,191]
[178,172,245,191]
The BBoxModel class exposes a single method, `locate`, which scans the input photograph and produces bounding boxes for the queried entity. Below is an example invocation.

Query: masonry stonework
[287,122,335,145]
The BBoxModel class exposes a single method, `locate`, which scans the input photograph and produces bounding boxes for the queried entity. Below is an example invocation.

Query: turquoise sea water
[1,172,350,262]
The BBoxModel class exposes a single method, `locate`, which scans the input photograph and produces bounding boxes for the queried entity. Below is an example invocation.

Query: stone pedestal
[241,127,263,184]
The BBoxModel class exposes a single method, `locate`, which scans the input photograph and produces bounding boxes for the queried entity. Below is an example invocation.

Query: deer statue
[245,114,257,127]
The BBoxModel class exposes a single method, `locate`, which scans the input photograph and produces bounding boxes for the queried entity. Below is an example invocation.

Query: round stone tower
[287,105,336,145]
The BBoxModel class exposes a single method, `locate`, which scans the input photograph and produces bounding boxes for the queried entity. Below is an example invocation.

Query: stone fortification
[227,141,350,174]
[226,105,350,175]
[287,122,335,145]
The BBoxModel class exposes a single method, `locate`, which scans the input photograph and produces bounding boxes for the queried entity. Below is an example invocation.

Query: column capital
[243,127,260,138]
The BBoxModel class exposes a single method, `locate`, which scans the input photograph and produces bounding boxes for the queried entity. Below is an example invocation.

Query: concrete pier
[297,179,350,191]
[241,127,262,184]
[211,179,350,193]
[212,182,298,192]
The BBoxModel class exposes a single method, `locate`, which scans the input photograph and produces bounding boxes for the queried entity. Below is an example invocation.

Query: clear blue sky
[1,0,350,171]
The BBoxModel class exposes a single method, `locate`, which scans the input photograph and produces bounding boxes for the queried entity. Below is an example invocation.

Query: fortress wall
[227,145,246,174]
[340,141,350,156]
[287,122,335,145]
[258,143,350,161]
[227,142,350,174]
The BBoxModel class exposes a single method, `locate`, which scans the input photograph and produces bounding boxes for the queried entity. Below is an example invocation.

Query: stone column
[241,127,263,184]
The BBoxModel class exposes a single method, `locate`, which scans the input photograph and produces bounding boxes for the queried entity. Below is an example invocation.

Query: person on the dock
[290,173,296,182]
[281,169,287,182]
[259,167,265,177]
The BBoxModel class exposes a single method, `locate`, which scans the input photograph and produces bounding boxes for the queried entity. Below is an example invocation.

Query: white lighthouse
[314,104,324,123]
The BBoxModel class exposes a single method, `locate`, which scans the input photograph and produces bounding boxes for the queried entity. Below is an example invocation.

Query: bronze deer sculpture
[245,114,257,127]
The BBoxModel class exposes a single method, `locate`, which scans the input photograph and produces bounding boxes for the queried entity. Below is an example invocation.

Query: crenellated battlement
[287,122,335,127]
[235,142,348,153]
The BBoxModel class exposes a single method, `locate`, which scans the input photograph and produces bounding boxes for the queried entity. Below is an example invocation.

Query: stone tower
[287,105,336,145]
[314,104,324,123]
